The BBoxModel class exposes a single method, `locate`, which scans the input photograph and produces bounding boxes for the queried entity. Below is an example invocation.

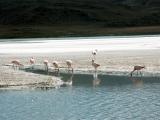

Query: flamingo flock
[10,49,146,77]
[26,58,74,73]
[43,59,74,73]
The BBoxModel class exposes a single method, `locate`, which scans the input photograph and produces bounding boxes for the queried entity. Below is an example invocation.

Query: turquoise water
[0,74,160,120]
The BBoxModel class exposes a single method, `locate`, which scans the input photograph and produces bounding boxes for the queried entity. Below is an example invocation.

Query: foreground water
[0,74,160,120]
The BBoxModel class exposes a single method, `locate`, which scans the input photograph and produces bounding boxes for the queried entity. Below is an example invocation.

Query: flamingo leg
[94,71,98,79]
[15,65,17,70]
[13,64,15,70]
[137,70,138,76]
[12,64,15,70]
[67,66,69,73]
[95,67,97,74]
[55,68,59,73]
[57,68,59,72]
[71,67,73,73]
[47,66,49,74]
[130,70,135,77]
[67,66,73,73]
[31,64,34,70]
[45,65,49,74]
[140,71,142,77]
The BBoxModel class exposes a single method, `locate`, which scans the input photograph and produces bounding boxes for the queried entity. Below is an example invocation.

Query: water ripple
[0,75,160,120]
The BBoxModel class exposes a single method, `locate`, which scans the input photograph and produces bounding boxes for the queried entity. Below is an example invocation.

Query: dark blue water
[0,74,160,120]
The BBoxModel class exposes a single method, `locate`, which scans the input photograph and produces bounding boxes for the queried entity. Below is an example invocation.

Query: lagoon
[0,74,160,120]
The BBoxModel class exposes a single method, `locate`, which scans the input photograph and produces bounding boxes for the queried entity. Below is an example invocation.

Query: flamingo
[11,60,24,70]
[30,57,35,69]
[43,60,49,73]
[52,61,59,72]
[92,49,98,60]
[130,65,145,77]
[92,59,100,73]
[66,60,73,72]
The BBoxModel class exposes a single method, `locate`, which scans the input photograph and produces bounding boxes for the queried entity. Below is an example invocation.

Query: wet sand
[0,49,160,76]
[0,66,63,89]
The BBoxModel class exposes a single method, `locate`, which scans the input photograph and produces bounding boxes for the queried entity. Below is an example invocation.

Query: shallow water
[0,74,160,120]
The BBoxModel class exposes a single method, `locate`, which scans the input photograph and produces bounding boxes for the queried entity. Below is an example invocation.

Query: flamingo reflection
[92,72,101,86]
[130,77,143,88]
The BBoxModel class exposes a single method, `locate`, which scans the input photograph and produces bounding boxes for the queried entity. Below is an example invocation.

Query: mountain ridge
[0,0,160,27]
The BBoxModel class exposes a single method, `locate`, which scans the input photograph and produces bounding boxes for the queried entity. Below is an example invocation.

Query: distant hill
[0,0,160,27]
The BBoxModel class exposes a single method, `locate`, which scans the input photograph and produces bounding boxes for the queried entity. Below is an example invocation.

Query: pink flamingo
[30,57,35,69]
[11,60,24,70]
[43,60,49,73]
[66,60,73,72]
[92,49,98,60]
[130,65,145,77]
[92,59,100,73]
[52,61,60,72]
